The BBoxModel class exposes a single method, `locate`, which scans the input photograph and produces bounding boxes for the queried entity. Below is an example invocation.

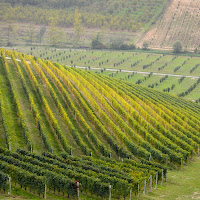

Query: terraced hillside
[138,0,200,50]
[1,48,200,198]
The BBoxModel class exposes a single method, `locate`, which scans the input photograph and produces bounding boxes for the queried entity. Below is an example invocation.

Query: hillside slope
[14,47,200,103]
[1,48,200,198]
[138,0,200,50]
[1,48,200,165]
[0,0,167,31]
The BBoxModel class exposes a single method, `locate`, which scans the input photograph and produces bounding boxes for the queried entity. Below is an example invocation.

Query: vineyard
[138,0,200,50]
[1,48,200,199]
[12,47,200,102]
[0,0,167,32]
[0,147,166,199]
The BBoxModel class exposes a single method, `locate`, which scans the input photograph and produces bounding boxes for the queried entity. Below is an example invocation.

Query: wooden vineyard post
[9,142,11,151]
[149,154,151,161]
[70,149,73,156]
[191,150,194,161]
[44,184,46,200]
[155,172,158,189]
[143,179,146,195]
[137,183,140,198]
[51,148,54,154]
[8,176,11,195]
[90,152,92,157]
[30,145,33,153]
[161,169,163,185]
[109,185,112,200]
[109,153,112,158]
[150,175,152,192]
[76,181,80,200]
[181,158,182,171]
[129,187,132,200]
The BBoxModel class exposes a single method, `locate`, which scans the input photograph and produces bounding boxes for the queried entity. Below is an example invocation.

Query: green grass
[154,76,179,91]
[141,156,200,200]
[185,83,200,102]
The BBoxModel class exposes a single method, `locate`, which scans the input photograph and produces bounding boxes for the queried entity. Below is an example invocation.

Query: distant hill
[138,0,200,50]
[0,0,167,31]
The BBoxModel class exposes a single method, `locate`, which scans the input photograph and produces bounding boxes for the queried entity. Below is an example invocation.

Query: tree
[91,33,105,49]
[5,20,16,46]
[73,8,84,47]
[49,18,58,46]
[48,18,65,46]
[37,26,46,44]
[142,41,149,50]
[109,36,125,50]
[194,48,198,54]
[173,41,182,53]
[27,22,35,45]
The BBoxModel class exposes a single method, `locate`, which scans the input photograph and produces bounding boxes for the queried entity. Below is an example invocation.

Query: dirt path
[72,65,200,79]
[4,56,200,79]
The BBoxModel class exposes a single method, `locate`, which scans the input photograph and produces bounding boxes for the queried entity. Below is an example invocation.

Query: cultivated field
[9,47,200,102]
[1,48,200,199]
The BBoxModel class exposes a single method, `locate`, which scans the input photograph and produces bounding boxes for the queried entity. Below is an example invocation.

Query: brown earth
[137,0,200,51]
